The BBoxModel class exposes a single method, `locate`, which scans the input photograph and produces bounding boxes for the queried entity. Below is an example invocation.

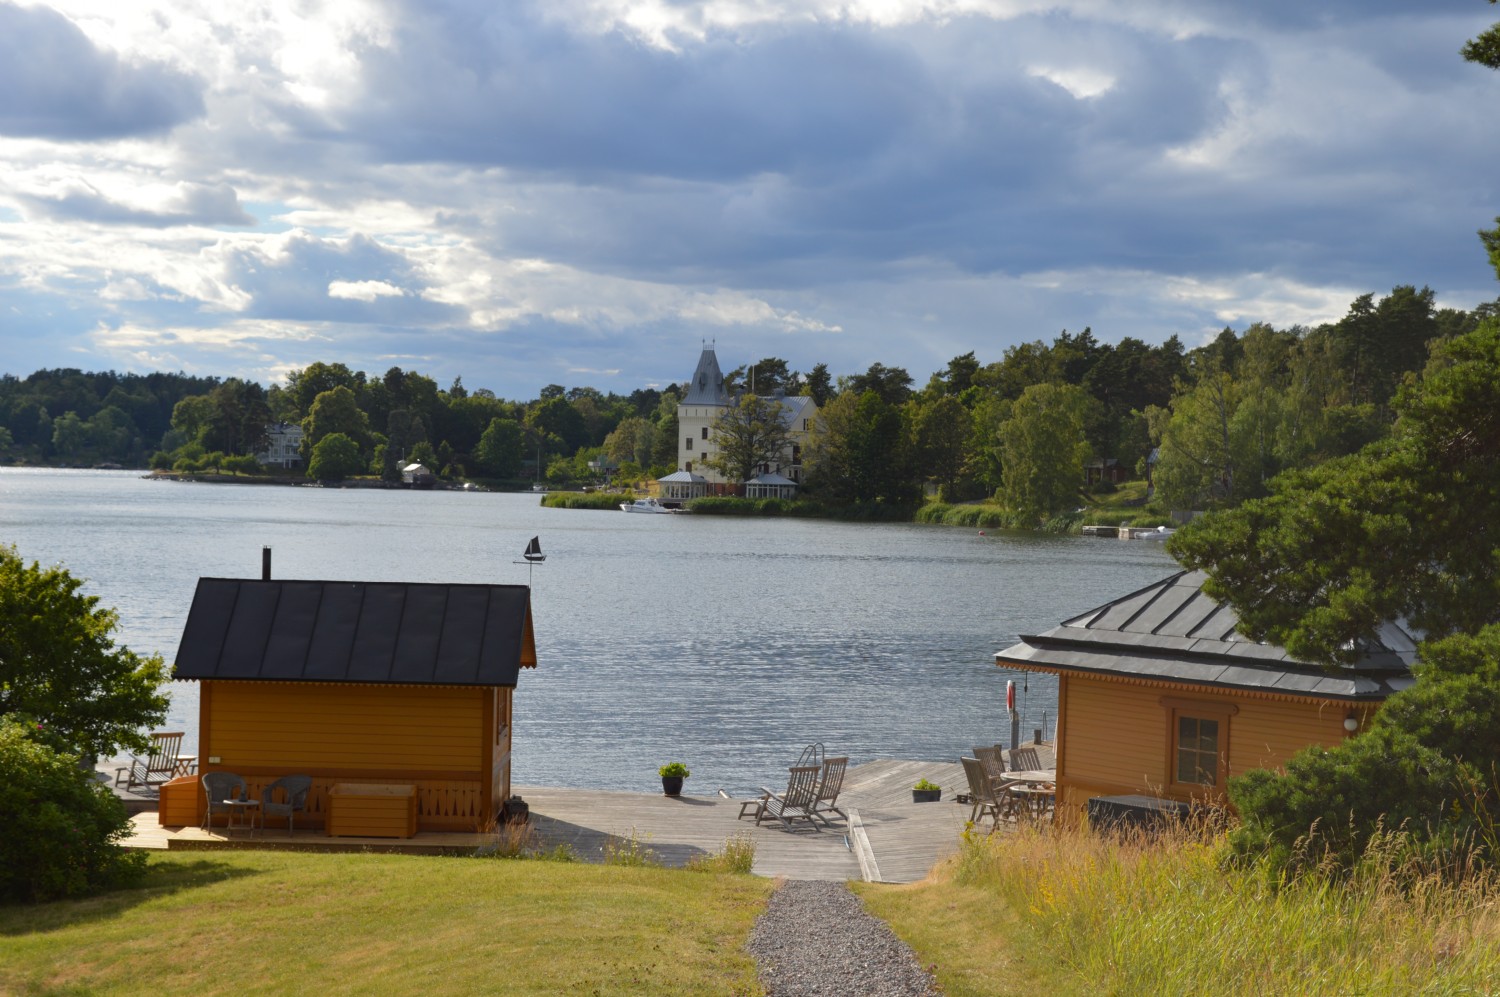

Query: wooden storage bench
[158,775,201,827]
[327,783,418,838]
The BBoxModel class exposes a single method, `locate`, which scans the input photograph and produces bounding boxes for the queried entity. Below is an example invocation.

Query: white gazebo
[657,470,709,501]
[744,472,798,500]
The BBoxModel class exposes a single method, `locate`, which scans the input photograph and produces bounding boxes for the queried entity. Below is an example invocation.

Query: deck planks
[121,760,978,883]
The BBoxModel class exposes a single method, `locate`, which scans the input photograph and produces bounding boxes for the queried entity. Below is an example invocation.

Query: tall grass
[539,491,625,510]
[915,503,1084,533]
[861,820,1500,995]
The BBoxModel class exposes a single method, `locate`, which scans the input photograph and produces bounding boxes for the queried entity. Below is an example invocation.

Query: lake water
[0,468,1175,794]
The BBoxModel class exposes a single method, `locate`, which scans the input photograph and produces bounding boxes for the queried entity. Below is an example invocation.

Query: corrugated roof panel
[1122,582,1191,635]
[260,581,324,680]
[303,583,364,681]
[433,586,490,684]
[1090,589,1161,631]
[349,584,406,683]
[1187,602,1241,641]
[220,582,280,678]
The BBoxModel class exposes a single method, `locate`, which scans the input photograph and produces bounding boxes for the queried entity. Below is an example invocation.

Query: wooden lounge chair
[743,765,823,832]
[114,731,185,790]
[811,756,849,826]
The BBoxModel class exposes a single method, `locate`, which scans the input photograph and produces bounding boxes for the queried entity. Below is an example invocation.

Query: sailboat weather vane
[516,536,545,586]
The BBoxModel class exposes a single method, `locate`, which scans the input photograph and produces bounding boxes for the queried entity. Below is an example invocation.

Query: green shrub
[539,492,624,510]
[0,719,146,903]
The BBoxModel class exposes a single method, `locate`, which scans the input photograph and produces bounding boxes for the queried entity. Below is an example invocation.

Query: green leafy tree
[302,386,370,457]
[910,394,973,499]
[285,361,362,420]
[998,382,1092,519]
[0,719,147,902]
[307,432,363,482]
[0,546,169,759]
[705,395,793,485]
[806,390,913,503]
[475,417,524,477]
[202,379,271,456]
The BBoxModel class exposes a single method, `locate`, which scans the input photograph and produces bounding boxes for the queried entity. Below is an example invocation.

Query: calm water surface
[0,468,1175,793]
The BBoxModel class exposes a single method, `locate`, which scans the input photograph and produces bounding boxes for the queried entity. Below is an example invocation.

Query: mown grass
[859,820,1500,995]
[0,851,773,996]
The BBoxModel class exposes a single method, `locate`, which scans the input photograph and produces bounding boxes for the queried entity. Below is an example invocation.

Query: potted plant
[659,761,690,797]
[912,778,942,803]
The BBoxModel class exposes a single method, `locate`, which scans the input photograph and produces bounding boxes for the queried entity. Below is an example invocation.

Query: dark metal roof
[174,578,537,686]
[995,570,1415,702]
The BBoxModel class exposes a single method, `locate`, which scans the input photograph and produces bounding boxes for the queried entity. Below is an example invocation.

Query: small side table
[224,798,261,836]
[171,756,197,777]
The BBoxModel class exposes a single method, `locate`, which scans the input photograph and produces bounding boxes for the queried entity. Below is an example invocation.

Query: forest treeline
[0,283,1492,517]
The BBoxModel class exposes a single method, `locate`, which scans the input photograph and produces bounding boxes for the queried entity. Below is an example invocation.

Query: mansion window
[701,427,709,440]
[685,437,693,451]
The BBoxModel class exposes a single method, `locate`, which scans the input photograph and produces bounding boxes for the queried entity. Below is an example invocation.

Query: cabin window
[1175,716,1220,786]
[685,437,693,451]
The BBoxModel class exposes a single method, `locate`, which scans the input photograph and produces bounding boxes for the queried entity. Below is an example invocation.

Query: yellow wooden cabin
[172,577,537,833]
[996,571,1416,817]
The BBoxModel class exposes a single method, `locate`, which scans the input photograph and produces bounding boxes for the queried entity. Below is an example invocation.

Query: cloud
[18,179,254,227]
[328,279,406,301]
[0,2,204,140]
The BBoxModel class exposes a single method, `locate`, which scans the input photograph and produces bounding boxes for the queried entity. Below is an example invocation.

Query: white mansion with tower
[657,344,818,504]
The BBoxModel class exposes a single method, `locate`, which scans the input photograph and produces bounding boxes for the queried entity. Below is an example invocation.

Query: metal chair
[260,775,313,836]
[201,771,251,832]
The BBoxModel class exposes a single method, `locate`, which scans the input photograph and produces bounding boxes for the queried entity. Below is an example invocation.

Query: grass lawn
[0,851,773,996]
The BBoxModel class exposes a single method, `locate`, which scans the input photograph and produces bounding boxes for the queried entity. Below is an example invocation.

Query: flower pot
[662,776,684,797]
[912,788,941,803]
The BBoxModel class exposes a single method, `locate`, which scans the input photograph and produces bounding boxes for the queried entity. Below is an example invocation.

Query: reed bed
[861,819,1500,995]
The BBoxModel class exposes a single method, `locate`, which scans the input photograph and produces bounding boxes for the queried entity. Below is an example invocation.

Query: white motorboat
[620,497,674,514]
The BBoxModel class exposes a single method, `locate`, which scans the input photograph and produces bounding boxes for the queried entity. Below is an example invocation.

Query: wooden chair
[1008,746,1043,772]
[811,756,849,826]
[961,756,1013,828]
[115,731,185,789]
[973,746,1006,783]
[743,766,823,832]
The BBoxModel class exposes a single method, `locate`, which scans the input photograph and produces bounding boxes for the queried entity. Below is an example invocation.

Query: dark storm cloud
[221,232,466,325]
[0,3,204,140]
[20,182,255,228]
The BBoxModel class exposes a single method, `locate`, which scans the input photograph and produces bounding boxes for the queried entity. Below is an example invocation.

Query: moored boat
[620,497,674,514]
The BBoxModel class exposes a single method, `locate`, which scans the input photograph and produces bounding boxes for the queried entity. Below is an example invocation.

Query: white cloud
[328,279,405,301]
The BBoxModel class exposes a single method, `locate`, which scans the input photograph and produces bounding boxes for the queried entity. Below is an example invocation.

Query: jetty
[119,759,970,884]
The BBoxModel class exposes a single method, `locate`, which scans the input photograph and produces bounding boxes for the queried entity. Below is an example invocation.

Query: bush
[0,719,146,903]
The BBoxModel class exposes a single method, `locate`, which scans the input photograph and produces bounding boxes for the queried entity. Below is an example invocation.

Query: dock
[120,759,972,883]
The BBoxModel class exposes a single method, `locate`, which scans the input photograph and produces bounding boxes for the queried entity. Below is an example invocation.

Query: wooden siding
[198,680,496,831]
[206,681,485,771]
[1056,674,1358,814]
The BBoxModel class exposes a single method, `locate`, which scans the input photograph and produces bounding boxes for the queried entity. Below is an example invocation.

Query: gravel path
[746,880,939,997]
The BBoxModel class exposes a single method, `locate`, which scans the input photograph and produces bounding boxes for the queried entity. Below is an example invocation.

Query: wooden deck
[120,759,974,882]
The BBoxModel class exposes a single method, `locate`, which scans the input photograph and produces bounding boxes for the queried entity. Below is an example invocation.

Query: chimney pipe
[262,546,271,581]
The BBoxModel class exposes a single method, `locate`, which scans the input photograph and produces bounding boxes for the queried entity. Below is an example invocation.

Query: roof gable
[174,578,537,686]
[682,346,730,406]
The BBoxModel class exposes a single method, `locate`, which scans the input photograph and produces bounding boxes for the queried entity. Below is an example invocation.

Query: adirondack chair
[114,731,185,789]
[743,766,823,832]
[811,756,849,826]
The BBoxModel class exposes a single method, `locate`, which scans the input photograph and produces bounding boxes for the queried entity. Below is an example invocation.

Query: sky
[1,1,1498,400]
